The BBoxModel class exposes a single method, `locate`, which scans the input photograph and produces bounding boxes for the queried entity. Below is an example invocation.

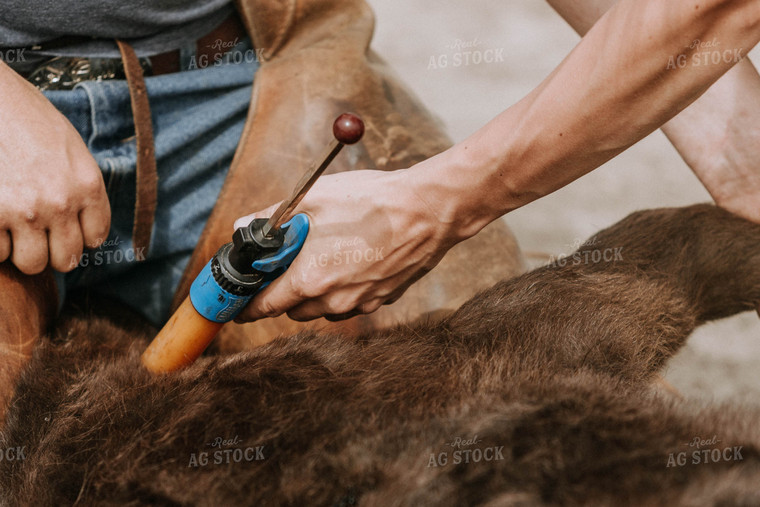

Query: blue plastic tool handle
[252,213,309,274]
[189,214,310,323]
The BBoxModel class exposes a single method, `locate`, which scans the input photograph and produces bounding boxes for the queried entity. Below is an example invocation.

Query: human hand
[233,169,459,322]
[0,63,110,274]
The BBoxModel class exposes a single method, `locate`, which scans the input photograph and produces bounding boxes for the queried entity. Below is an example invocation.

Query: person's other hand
[234,169,457,322]
[0,63,110,274]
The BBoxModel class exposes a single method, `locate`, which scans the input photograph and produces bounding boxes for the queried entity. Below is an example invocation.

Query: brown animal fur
[1,204,760,505]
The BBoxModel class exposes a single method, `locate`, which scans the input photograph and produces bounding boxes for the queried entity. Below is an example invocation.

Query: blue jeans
[44,48,258,326]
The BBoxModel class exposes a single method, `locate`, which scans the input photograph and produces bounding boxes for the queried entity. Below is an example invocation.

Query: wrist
[405,139,515,243]
[661,59,760,208]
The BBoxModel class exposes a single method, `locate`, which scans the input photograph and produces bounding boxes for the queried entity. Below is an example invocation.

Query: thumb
[233,201,283,230]
[236,274,302,322]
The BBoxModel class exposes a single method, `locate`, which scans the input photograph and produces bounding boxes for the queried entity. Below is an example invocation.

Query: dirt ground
[365,0,760,406]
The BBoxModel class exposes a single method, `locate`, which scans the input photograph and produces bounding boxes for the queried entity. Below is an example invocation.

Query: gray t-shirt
[0,0,234,72]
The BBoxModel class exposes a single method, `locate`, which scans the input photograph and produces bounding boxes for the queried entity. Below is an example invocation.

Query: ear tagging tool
[141,113,365,373]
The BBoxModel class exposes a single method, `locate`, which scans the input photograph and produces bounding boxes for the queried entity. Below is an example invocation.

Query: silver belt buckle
[27,56,152,91]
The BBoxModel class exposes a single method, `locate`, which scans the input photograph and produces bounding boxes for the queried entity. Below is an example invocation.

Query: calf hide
[1,204,760,505]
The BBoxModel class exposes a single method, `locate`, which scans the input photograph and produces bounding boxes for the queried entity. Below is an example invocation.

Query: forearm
[412,0,760,240]
[661,59,760,173]
[661,60,760,202]
[546,0,611,34]
[550,0,760,207]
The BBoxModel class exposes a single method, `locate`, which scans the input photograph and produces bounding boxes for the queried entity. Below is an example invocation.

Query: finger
[78,185,111,249]
[233,201,282,230]
[287,301,324,322]
[361,298,385,314]
[285,292,351,322]
[286,299,341,322]
[48,219,84,272]
[383,292,405,306]
[323,310,363,322]
[0,230,11,263]
[10,227,49,275]
[284,294,365,323]
[236,274,304,322]
[323,298,385,322]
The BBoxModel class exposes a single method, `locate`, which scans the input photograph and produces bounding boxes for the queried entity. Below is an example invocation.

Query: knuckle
[290,272,322,300]
[10,198,42,226]
[288,278,310,300]
[79,171,106,197]
[363,300,383,314]
[47,195,75,216]
[256,299,281,318]
[324,297,356,316]
[383,289,407,306]
[299,272,336,299]
[18,206,40,225]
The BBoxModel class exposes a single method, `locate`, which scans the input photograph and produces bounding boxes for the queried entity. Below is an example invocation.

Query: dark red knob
[333,113,364,145]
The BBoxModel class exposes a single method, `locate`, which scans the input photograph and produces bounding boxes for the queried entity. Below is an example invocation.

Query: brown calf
[1,204,759,505]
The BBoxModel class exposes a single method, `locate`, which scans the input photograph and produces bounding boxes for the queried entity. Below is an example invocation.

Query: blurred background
[365,0,760,405]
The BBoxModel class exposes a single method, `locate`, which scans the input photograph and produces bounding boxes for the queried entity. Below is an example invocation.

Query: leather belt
[26,14,247,90]
[151,14,247,75]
